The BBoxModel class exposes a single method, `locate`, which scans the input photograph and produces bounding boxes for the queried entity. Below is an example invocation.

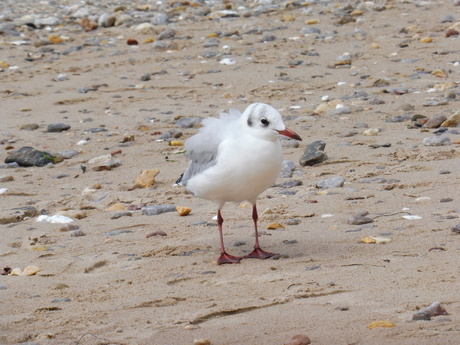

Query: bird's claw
[245,248,278,260]
[217,253,243,265]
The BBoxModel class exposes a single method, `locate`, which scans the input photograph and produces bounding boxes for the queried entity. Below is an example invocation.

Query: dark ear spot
[247,117,253,127]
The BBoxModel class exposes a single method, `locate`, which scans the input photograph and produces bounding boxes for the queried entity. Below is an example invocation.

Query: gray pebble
[386,115,411,123]
[152,41,166,51]
[175,117,202,128]
[301,27,321,35]
[423,135,451,146]
[71,230,85,237]
[316,176,345,189]
[57,150,79,159]
[103,230,133,237]
[337,129,358,137]
[348,215,373,225]
[234,240,246,247]
[275,189,298,195]
[279,160,296,178]
[152,13,169,25]
[277,179,302,188]
[329,106,351,115]
[200,49,220,58]
[285,219,301,226]
[52,298,71,303]
[413,312,431,321]
[299,140,328,167]
[47,123,70,133]
[440,15,455,23]
[142,204,177,216]
[451,224,460,234]
[158,29,175,40]
[111,212,133,219]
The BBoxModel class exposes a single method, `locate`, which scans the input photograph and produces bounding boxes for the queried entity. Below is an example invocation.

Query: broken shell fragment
[368,320,395,329]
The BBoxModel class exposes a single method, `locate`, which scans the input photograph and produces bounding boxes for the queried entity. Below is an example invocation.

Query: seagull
[176,103,302,264]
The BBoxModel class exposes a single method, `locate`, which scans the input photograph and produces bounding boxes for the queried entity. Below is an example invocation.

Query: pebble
[413,302,448,321]
[0,175,14,182]
[280,160,296,178]
[316,176,345,189]
[175,118,202,128]
[451,224,460,234]
[299,141,328,167]
[135,169,160,188]
[337,129,358,137]
[193,339,211,345]
[158,29,176,40]
[57,150,79,159]
[423,135,451,146]
[46,123,70,133]
[423,115,447,128]
[4,146,56,167]
[142,204,177,216]
[348,213,373,225]
[176,206,192,216]
[111,212,132,220]
[103,230,133,237]
[20,123,39,131]
[441,111,460,127]
[284,334,311,345]
[277,180,302,188]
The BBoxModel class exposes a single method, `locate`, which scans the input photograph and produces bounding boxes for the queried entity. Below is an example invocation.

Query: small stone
[46,123,70,133]
[420,37,433,43]
[418,301,449,317]
[299,141,328,166]
[348,214,373,225]
[134,22,155,33]
[451,224,460,234]
[20,123,39,131]
[176,206,192,216]
[111,212,132,219]
[446,29,459,37]
[142,204,177,216]
[337,129,358,137]
[413,312,431,321]
[53,283,69,290]
[363,128,380,136]
[267,222,285,230]
[158,29,176,40]
[103,230,132,237]
[0,175,14,182]
[423,135,451,146]
[284,334,311,345]
[316,176,345,189]
[4,146,56,167]
[107,203,126,211]
[194,339,211,345]
[71,230,85,237]
[175,117,202,128]
[135,169,160,188]
[285,219,301,226]
[280,160,296,178]
[423,115,447,128]
[441,111,460,127]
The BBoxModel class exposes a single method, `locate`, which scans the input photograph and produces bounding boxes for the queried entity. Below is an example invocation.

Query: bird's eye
[260,118,269,126]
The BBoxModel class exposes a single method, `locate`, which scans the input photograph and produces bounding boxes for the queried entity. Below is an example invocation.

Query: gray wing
[178,108,241,186]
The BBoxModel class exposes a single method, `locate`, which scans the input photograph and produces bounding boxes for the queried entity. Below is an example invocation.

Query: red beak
[277,128,302,141]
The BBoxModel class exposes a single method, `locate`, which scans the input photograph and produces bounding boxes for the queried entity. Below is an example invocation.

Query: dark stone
[47,123,71,132]
[4,146,56,167]
[299,140,328,166]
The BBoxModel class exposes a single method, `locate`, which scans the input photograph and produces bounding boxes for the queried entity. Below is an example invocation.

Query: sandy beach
[1,0,460,344]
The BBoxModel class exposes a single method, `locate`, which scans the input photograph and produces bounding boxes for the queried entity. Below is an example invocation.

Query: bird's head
[242,103,302,142]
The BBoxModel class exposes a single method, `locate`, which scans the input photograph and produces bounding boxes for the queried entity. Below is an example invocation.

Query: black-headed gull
[177,103,302,264]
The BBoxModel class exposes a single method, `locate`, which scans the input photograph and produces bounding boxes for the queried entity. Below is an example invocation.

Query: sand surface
[1,1,460,344]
